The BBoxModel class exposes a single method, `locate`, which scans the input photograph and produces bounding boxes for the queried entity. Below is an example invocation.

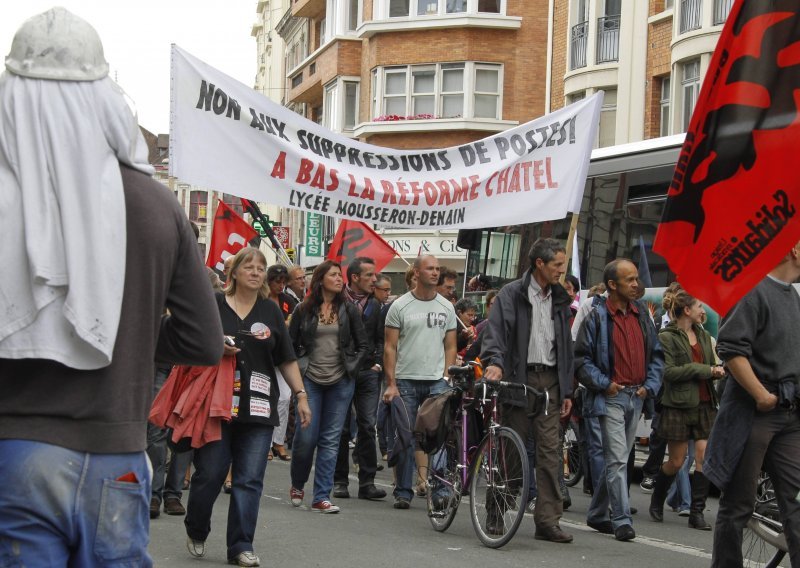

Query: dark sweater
[0,165,224,453]
[716,276,800,392]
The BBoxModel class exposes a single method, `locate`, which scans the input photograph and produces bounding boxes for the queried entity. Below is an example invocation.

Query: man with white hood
[0,8,223,567]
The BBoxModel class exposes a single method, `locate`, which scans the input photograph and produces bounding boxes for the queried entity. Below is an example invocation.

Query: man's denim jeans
[394,378,450,501]
[0,439,152,567]
[184,420,274,560]
[587,389,643,529]
[291,376,356,504]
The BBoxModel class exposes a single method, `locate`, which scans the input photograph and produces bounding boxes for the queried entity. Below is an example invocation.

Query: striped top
[527,277,556,366]
[606,298,646,386]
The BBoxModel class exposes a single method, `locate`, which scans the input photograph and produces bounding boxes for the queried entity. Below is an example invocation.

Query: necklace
[319,303,337,325]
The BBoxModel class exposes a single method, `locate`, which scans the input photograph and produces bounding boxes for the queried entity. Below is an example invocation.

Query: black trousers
[711,407,800,568]
[334,370,381,487]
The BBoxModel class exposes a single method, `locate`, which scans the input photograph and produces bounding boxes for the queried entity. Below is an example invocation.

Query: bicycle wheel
[426,426,462,532]
[742,474,787,568]
[468,426,530,548]
[563,420,582,487]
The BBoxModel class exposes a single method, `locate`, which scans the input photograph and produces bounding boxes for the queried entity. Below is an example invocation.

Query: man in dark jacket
[482,238,575,544]
[574,259,663,542]
[334,257,387,500]
[708,241,800,568]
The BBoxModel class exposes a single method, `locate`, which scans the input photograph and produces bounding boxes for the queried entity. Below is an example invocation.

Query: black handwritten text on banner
[170,46,602,229]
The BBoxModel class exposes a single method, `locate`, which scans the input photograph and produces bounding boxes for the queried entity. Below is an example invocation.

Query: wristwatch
[295,389,307,397]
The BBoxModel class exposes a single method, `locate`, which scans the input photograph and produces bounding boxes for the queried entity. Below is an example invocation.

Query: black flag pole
[242,199,293,266]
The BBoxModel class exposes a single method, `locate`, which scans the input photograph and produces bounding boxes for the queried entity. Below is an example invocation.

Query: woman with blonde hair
[648,286,724,531]
[185,247,311,566]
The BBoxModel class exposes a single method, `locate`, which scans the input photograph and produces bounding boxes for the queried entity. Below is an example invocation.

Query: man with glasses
[373,274,392,305]
[285,265,306,304]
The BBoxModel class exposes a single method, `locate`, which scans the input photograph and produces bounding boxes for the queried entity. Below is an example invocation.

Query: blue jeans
[0,440,152,567]
[394,378,450,501]
[185,420,273,560]
[667,441,694,511]
[587,389,644,529]
[582,416,606,496]
[291,376,356,504]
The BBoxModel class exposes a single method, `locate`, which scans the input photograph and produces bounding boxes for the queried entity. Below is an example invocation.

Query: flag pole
[562,212,580,284]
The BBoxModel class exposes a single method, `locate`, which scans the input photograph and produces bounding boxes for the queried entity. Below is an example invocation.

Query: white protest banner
[170,45,602,229]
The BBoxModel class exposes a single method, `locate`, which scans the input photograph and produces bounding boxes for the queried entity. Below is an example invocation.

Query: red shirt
[606,298,646,387]
[691,341,712,402]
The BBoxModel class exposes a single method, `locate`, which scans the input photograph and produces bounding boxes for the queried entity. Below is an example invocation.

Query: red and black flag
[654,0,800,315]
[327,219,398,272]
[206,200,258,273]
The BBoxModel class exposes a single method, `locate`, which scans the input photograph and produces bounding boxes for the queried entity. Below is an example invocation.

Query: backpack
[413,389,459,453]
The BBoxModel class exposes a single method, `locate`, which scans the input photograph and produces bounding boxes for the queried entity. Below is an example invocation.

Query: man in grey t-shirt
[384,254,457,509]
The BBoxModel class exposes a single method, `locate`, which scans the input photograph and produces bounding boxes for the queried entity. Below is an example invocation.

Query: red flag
[654,1,800,316]
[327,220,399,272]
[206,200,258,272]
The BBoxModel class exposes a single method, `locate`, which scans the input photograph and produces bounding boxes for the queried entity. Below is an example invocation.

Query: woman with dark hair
[288,260,368,513]
[185,247,311,567]
[648,286,725,531]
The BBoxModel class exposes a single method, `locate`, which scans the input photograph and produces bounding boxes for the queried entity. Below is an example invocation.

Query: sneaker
[164,497,186,516]
[526,497,537,514]
[311,500,340,513]
[186,537,206,558]
[348,439,356,449]
[640,477,655,493]
[333,483,350,499]
[290,486,304,507]
[393,496,411,509]
[149,497,161,520]
[614,524,636,541]
[678,508,691,517]
[381,453,388,462]
[228,551,260,567]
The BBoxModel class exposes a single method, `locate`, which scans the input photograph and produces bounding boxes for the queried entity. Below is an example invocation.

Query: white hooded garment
[0,73,153,369]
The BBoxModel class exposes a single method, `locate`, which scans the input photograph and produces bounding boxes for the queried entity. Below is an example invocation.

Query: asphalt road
[147,457,730,568]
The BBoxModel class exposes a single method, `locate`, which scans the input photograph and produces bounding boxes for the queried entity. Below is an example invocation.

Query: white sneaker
[186,537,205,558]
[229,551,261,566]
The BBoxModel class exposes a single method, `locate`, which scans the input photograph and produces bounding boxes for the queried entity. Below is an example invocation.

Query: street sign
[305,213,323,257]
[273,225,290,249]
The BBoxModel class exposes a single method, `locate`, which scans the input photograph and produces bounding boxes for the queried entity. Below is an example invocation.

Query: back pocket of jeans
[94,479,147,565]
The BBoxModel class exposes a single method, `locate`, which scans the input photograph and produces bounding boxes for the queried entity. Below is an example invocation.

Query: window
[386,0,503,17]
[577,0,588,22]
[344,81,359,129]
[681,59,700,131]
[664,0,674,8]
[222,194,244,216]
[604,0,621,16]
[373,62,501,120]
[389,0,410,16]
[189,191,208,222]
[441,63,465,118]
[348,0,359,30]
[567,91,586,105]
[660,76,671,137]
[474,65,500,118]
[477,0,500,13]
[412,67,436,116]
[383,67,408,116]
[598,88,617,148]
[323,79,360,132]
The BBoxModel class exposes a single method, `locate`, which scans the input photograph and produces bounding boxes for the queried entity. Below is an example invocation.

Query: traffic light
[286,248,295,261]
[252,221,267,238]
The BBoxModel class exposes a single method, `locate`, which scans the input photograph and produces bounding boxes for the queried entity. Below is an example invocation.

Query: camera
[224,335,236,347]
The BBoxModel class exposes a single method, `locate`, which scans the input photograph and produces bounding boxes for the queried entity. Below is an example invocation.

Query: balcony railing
[713,0,733,25]
[596,15,620,64]
[570,21,588,70]
[680,0,702,33]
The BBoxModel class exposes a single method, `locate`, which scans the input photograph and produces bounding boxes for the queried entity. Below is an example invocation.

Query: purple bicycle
[425,361,544,548]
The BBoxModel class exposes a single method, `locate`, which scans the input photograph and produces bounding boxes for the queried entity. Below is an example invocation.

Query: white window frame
[323,77,361,133]
[660,76,671,137]
[382,0,505,18]
[473,63,501,119]
[681,59,700,132]
[597,88,617,148]
[371,62,503,121]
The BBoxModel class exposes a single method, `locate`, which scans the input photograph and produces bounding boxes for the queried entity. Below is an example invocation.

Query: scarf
[344,285,369,313]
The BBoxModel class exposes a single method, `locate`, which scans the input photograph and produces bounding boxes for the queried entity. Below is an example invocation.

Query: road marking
[561,519,712,559]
